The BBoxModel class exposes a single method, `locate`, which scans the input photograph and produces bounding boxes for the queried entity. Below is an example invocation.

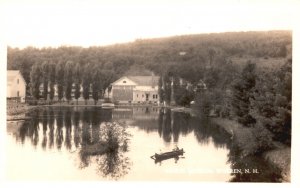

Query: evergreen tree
[30,62,42,102]
[64,61,73,104]
[55,61,65,102]
[232,62,256,126]
[250,60,291,144]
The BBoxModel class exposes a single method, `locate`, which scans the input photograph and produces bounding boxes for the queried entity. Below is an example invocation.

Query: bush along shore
[210,117,291,182]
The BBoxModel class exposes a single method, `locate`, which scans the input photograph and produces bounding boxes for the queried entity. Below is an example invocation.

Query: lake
[5,106,282,182]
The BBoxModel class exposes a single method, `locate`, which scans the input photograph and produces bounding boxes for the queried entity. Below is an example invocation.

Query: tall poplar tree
[30,62,42,102]
[55,61,65,103]
[41,61,49,100]
[48,62,56,103]
[73,63,81,105]
[158,75,164,104]
[91,65,102,105]
[82,63,91,105]
[64,61,73,104]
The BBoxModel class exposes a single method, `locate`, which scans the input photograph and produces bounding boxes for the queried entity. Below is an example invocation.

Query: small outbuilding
[7,70,26,103]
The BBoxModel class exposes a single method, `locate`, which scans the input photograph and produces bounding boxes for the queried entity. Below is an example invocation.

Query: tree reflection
[13,107,132,180]
[158,108,163,137]
[55,109,64,150]
[173,112,193,142]
[82,108,92,145]
[91,107,101,144]
[31,110,40,147]
[96,151,131,180]
[193,118,231,148]
[162,109,172,143]
[79,122,132,180]
[48,108,55,149]
[227,142,282,182]
[42,109,48,150]
[64,108,72,150]
[73,110,81,148]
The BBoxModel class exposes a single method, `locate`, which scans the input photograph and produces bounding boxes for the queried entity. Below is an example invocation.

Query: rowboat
[151,148,184,162]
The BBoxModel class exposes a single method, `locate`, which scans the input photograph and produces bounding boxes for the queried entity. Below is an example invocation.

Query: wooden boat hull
[151,149,184,162]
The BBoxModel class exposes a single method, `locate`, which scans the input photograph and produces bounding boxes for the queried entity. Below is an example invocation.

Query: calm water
[6,107,281,181]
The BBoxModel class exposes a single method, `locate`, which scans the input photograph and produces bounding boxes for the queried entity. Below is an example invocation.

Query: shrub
[234,123,274,157]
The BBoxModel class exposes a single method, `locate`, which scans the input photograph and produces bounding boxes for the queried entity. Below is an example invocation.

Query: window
[142,94,144,98]
[123,80,126,83]
[17,79,19,84]
[137,94,138,98]
[153,94,155,99]
[17,91,19,97]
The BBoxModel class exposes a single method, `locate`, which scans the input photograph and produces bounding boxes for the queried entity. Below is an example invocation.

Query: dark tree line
[8,31,291,86]
[29,60,115,105]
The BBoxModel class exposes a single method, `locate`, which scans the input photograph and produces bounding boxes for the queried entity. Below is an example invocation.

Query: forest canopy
[7,30,292,85]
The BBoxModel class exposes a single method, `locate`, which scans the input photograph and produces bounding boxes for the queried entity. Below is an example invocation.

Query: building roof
[111,76,159,86]
[7,70,25,85]
[127,76,159,86]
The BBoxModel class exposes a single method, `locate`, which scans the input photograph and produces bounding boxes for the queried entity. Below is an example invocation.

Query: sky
[0,0,298,48]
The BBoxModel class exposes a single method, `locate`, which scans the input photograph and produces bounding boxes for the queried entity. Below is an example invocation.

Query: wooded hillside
[7,30,292,85]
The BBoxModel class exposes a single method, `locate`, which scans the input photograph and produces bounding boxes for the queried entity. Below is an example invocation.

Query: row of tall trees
[30,61,115,105]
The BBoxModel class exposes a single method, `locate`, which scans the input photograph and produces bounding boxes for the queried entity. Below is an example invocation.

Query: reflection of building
[112,107,160,133]
[112,107,159,120]
[7,70,26,102]
[111,76,159,103]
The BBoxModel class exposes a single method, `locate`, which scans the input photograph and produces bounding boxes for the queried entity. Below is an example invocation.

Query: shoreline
[210,117,291,182]
[6,103,36,121]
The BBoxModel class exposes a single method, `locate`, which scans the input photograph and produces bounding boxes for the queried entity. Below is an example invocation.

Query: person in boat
[173,146,179,151]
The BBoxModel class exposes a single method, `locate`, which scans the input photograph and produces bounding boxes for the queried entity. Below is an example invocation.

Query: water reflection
[227,143,282,182]
[96,151,131,180]
[8,106,282,182]
[55,109,64,150]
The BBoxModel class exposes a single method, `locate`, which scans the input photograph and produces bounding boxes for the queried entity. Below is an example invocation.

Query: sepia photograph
[1,0,299,186]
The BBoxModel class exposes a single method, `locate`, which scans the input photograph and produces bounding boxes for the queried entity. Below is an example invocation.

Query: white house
[111,75,159,103]
[7,70,26,103]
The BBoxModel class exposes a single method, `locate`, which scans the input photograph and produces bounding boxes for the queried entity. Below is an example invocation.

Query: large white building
[111,76,159,103]
[7,70,26,103]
